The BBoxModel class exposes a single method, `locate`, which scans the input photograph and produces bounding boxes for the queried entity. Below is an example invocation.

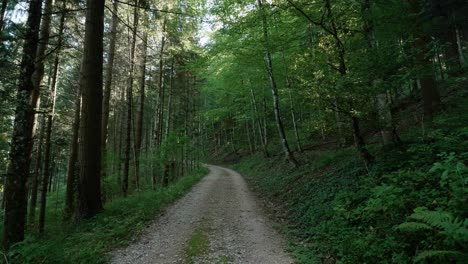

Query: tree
[38,1,66,234]
[3,0,43,249]
[102,0,118,181]
[75,0,105,220]
[257,0,298,167]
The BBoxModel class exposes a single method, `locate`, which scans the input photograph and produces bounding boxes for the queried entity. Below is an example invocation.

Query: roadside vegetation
[232,91,468,263]
[3,168,208,264]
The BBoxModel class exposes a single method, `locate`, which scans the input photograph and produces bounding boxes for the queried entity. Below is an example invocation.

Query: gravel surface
[110,165,294,264]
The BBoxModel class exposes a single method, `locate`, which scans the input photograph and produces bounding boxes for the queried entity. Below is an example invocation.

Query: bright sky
[10,0,219,47]
[10,1,28,24]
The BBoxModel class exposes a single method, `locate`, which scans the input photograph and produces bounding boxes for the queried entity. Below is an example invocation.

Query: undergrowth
[233,94,468,263]
[2,167,208,264]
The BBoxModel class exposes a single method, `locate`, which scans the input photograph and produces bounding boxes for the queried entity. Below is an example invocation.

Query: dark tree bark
[0,0,7,37]
[31,0,53,115]
[134,1,148,190]
[362,0,395,145]
[257,0,298,167]
[154,23,166,147]
[28,0,56,224]
[123,0,140,196]
[164,59,174,141]
[101,0,118,181]
[39,0,65,234]
[352,116,374,167]
[75,0,105,220]
[408,0,441,119]
[3,0,42,249]
[38,91,54,235]
[29,115,45,223]
[64,87,81,219]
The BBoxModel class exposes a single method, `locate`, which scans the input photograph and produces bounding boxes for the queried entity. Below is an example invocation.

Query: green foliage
[233,103,468,263]
[2,168,208,264]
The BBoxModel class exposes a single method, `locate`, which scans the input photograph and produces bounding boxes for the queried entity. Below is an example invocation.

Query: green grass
[3,167,208,264]
[185,223,210,263]
[232,92,468,263]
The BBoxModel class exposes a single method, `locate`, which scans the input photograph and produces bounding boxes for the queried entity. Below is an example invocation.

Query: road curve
[110,165,294,264]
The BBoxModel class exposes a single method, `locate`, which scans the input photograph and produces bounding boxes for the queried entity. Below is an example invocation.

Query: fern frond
[409,208,453,230]
[397,222,432,232]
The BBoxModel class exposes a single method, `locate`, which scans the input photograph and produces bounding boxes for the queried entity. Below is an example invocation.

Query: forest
[0,0,467,263]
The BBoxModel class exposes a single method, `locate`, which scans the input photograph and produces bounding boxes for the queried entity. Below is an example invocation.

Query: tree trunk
[362,0,395,145]
[287,81,302,152]
[417,35,441,119]
[123,0,140,196]
[246,122,253,153]
[154,23,166,146]
[134,4,148,190]
[29,115,46,223]
[249,82,268,157]
[352,116,374,167]
[75,0,104,220]
[164,59,174,141]
[101,0,118,181]
[0,0,7,37]
[38,94,54,236]
[2,0,42,249]
[455,27,466,65]
[408,0,440,119]
[64,87,81,219]
[38,0,65,234]
[257,0,298,167]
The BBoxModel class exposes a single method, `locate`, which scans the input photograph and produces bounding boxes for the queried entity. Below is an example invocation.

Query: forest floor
[110,165,293,264]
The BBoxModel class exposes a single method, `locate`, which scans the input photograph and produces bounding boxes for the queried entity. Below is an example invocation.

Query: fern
[399,207,468,263]
[397,222,432,232]
[406,207,468,243]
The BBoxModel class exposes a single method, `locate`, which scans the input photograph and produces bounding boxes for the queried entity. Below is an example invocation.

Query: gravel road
[110,165,294,264]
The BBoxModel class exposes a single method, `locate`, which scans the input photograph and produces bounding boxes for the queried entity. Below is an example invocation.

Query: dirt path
[110,165,294,264]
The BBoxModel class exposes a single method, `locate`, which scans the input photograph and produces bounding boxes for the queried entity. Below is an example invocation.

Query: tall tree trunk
[455,27,466,65]
[352,116,374,167]
[101,0,118,181]
[246,122,253,153]
[154,23,166,146]
[0,0,7,37]
[249,83,268,157]
[287,80,302,152]
[116,86,125,190]
[29,115,45,223]
[64,87,81,219]
[408,0,440,119]
[31,0,52,122]
[123,0,139,196]
[38,88,55,236]
[257,0,298,167]
[75,0,104,220]
[38,0,65,234]
[164,59,174,141]
[362,0,395,145]
[325,0,373,163]
[2,0,42,249]
[134,3,148,190]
